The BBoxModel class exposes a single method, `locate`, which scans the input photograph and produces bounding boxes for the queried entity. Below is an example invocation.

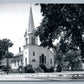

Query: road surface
[0,72,84,81]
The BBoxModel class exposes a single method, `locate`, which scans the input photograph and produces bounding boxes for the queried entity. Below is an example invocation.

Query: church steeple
[24,5,38,45]
[28,6,35,33]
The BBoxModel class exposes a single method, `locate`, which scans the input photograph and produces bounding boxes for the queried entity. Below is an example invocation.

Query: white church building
[11,6,54,69]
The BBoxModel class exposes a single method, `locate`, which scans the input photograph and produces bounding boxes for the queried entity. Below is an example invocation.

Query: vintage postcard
[0,2,84,82]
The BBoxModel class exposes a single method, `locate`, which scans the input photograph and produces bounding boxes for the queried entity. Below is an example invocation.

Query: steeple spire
[24,5,38,45]
[28,5,35,33]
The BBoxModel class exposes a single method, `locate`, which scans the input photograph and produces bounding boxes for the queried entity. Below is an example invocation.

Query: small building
[11,6,54,70]
[0,58,12,67]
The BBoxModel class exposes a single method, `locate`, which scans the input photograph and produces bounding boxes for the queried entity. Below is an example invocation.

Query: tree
[65,49,82,71]
[0,38,13,59]
[0,38,13,74]
[53,43,63,65]
[35,4,84,58]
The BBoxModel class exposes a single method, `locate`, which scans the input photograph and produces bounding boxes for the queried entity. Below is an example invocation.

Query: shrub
[56,64,62,72]
[65,50,82,71]
[35,67,44,73]
[48,66,54,72]
[39,64,48,72]
[24,64,34,73]
[1,65,11,72]
[18,66,24,73]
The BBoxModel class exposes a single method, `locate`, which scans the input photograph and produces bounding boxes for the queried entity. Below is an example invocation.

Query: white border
[0,0,84,3]
[0,0,84,84]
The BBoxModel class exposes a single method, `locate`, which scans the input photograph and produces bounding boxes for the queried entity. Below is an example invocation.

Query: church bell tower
[24,6,38,45]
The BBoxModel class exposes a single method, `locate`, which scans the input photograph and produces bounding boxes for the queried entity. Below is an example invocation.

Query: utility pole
[6,49,9,74]
[7,56,9,74]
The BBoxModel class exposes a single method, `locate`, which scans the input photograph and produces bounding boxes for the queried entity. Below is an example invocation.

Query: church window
[18,60,19,66]
[15,60,16,66]
[32,59,36,62]
[31,37,35,45]
[33,51,35,56]
[25,58,27,66]
[42,54,44,63]
[39,54,46,64]
[50,59,52,64]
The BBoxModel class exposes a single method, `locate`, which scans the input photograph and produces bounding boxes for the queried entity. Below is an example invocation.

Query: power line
[12,36,24,43]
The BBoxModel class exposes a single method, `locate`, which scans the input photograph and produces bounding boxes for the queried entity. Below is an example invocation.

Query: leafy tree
[35,4,84,58]
[5,52,13,58]
[0,38,13,74]
[53,43,63,65]
[65,49,82,71]
[0,38,13,59]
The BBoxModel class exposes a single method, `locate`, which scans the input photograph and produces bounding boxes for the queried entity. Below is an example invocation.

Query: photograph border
[0,0,84,84]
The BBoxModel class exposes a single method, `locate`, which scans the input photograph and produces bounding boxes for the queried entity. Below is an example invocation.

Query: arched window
[42,54,44,63]
[39,54,46,64]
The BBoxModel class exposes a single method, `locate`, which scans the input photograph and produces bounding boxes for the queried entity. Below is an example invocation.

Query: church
[11,6,54,70]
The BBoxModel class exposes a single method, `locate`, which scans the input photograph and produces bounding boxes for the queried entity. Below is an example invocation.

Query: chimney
[19,47,21,52]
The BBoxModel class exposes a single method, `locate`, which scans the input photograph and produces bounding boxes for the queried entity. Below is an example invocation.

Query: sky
[0,3,43,54]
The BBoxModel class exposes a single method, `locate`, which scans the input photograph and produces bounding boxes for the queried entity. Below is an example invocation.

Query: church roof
[14,51,23,57]
[24,29,27,37]
[28,6,35,33]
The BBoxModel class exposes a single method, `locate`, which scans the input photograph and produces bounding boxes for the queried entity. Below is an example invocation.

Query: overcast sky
[0,4,43,54]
